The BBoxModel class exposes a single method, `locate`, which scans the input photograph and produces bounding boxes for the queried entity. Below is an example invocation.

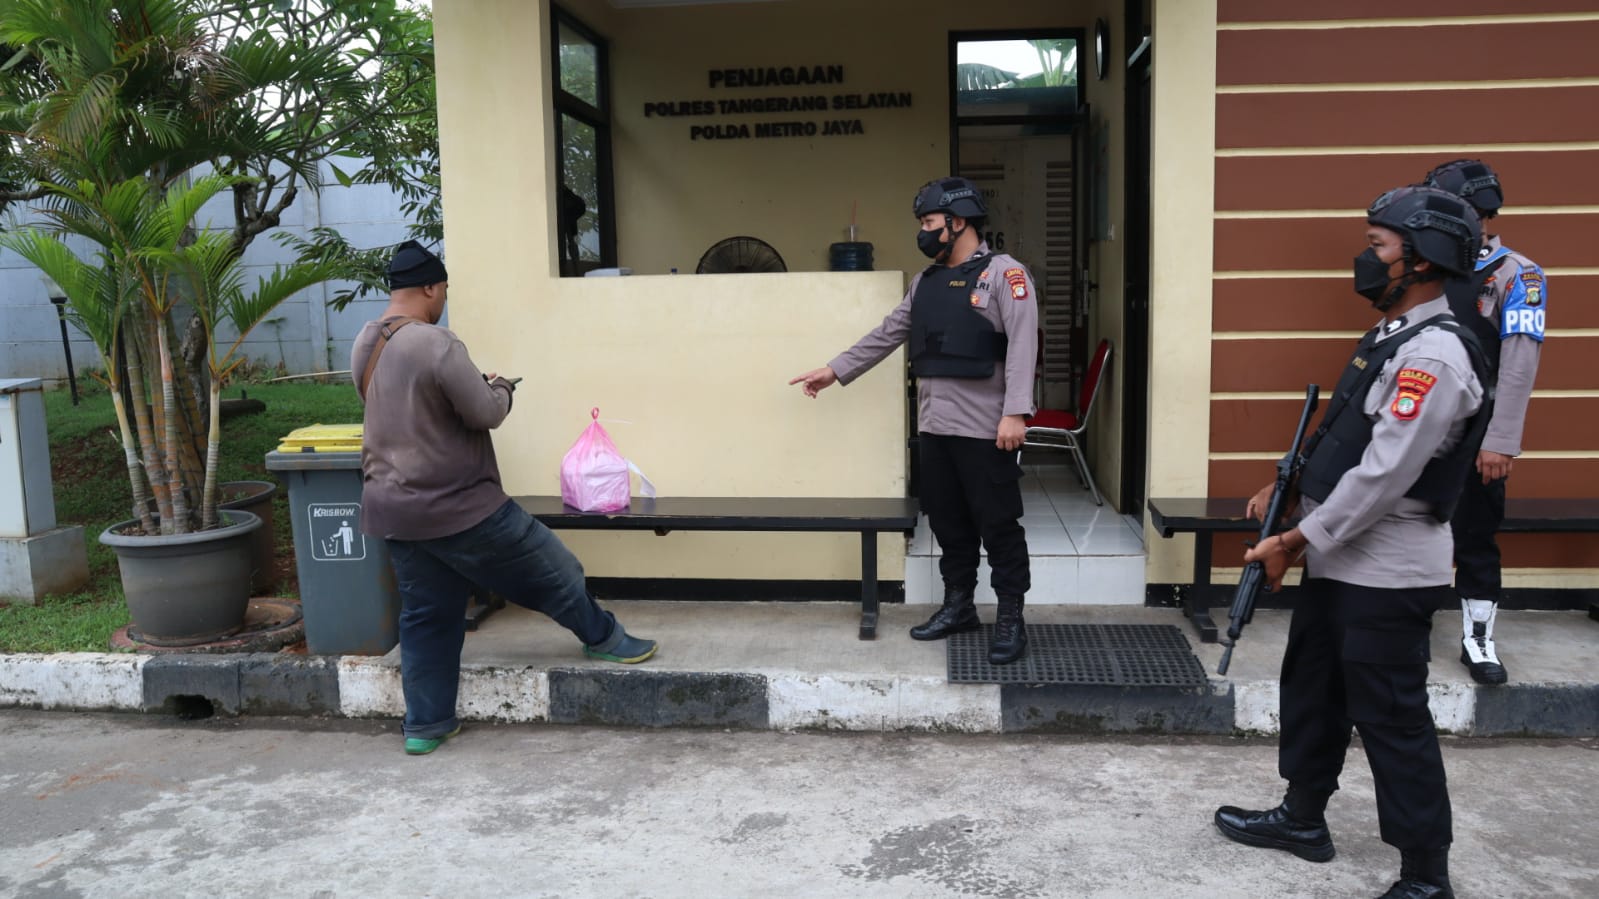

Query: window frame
[551,6,617,274]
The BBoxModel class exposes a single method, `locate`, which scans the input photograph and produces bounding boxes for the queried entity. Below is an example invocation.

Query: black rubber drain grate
[947,623,1209,686]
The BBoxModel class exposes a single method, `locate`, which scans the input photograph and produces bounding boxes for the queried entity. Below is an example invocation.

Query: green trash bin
[265,424,400,655]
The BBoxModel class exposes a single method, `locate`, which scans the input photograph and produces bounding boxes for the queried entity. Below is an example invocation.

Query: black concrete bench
[513,495,920,640]
[1148,496,1599,643]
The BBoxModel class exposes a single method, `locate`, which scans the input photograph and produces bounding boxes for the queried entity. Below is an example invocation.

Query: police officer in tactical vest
[1214,186,1490,899]
[1422,159,1547,686]
[790,177,1039,663]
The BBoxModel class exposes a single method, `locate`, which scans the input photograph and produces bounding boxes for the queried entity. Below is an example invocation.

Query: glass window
[558,21,599,108]
[559,114,600,265]
[956,38,1078,118]
[552,7,613,275]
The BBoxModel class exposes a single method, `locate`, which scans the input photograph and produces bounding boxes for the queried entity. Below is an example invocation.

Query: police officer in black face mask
[1215,186,1490,899]
[790,177,1040,663]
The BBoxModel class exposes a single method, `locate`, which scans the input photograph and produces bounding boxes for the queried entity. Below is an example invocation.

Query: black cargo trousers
[1278,576,1453,851]
[917,433,1030,598]
[1451,473,1508,602]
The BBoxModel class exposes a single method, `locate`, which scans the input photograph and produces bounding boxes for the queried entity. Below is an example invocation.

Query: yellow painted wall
[601,0,1105,280]
[433,0,1116,581]
[1144,0,1217,583]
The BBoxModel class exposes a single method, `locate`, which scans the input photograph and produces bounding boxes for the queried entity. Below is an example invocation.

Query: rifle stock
[1216,384,1320,675]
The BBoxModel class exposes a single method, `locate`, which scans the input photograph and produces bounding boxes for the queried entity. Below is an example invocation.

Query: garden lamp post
[41,275,79,406]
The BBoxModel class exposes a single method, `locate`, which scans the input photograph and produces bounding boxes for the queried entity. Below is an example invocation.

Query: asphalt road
[1,711,1594,898]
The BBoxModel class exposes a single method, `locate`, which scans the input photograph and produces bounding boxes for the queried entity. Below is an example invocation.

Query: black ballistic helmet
[913,177,988,220]
[1367,185,1482,277]
[1422,158,1504,216]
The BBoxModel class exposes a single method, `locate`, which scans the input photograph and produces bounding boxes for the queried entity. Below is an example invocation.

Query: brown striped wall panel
[1215,214,1599,271]
[1216,152,1599,211]
[1214,276,1599,332]
[1220,0,1599,22]
[1217,86,1599,150]
[1209,458,1599,504]
[1213,336,1599,393]
[1206,7,1599,570]
[1198,527,1595,570]
[1218,21,1599,85]
[1211,397,1599,454]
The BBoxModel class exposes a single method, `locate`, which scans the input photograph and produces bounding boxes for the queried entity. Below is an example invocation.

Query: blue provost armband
[1501,265,1547,341]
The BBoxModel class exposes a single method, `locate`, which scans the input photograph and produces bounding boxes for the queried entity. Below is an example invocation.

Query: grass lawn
[0,379,364,653]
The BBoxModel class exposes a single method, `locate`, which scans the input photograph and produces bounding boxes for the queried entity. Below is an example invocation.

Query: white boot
[1460,598,1508,685]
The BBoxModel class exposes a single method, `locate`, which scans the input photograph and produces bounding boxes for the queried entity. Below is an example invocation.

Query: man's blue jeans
[385,499,618,739]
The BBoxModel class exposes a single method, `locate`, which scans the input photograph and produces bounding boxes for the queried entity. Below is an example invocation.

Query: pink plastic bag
[560,408,656,512]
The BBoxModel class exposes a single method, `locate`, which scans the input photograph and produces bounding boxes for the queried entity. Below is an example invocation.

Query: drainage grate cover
[947,624,1209,686]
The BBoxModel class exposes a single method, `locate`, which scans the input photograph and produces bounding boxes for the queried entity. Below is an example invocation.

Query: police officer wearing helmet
[1422,159,1546,686]
[790,177,1039,664]
[1214,186,1489,899]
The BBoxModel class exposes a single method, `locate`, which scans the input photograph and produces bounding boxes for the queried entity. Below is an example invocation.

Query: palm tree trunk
[110,386,158,535]
[168,336,209,510]
[123,321,173,530]
[201,377,222,530]
[156,313,192,533]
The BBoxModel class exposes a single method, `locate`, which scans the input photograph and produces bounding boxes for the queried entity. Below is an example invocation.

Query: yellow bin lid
[277,423,364,453]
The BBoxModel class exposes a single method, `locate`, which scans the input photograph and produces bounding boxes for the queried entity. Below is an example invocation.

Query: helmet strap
[1375,249,1421,311]
[937,213,965,262]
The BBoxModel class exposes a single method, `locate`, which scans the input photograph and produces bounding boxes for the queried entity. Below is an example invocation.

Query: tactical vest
[1443,253,1505,381]
[908,253,1007,379]
[1298,313,1493,523]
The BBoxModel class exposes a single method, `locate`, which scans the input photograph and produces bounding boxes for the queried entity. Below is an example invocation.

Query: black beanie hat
[387,240,448,289]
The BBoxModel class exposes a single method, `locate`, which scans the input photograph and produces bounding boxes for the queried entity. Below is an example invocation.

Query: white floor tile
[1077,556,1148,604]
[1067,528,1146,556]
[1025,530,1078,555]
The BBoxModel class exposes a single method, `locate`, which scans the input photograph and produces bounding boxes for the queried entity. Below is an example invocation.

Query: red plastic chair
[1024,339,1112,506]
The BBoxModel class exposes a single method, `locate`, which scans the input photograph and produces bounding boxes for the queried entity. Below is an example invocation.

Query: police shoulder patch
[1396,368,1437,395]
[1391,367,1436,422]
[1004,267,1028,300]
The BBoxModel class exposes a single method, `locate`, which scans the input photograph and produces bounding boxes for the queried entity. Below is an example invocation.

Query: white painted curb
[336,657,550,724]
[767,673,1002,732]
[0,653,145,711]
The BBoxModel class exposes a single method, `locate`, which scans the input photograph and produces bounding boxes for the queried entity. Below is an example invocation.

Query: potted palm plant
[0,175,339,644]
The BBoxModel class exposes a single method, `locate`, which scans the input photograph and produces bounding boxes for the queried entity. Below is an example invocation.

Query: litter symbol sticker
[308,503,365,561]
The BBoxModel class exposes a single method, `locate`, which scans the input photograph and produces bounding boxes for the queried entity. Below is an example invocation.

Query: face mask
[1352,248,1393,303]
[916,227,949,260]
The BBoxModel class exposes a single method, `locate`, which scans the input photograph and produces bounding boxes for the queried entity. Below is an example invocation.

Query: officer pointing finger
[790,176,1040,663]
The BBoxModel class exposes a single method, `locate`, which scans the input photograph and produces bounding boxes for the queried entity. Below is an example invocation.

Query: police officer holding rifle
[1213,186,1492,899]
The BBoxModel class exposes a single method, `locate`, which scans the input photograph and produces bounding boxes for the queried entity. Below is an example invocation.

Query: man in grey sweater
[354,241,656,756]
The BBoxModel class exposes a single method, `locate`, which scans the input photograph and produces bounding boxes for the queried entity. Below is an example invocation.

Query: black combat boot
[1213,785,1336,862]
[909,586,979,641]
[988,594,1027,664]
[1377,848,1454,899]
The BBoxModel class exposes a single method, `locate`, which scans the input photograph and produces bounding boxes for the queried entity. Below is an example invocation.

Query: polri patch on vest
[1004,268,1028,300]
[948,280,968,287]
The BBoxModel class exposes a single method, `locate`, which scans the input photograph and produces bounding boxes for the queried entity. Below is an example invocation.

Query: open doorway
[949,31,1088,415]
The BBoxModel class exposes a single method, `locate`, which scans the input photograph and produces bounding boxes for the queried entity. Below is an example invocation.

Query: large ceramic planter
[219,480,278,594]
[100,510,263,645]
